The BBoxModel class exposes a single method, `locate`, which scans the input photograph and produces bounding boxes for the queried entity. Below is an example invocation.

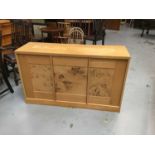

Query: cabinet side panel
[17,55,55,100]
[111,60,128,106]
[16,54,34,98]
[16,54,27,99]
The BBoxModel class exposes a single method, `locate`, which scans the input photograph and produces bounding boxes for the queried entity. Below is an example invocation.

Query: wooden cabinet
[0,20,12,46]
[16,42,130,112]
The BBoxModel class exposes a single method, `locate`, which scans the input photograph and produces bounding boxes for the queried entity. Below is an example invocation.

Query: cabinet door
[18,55,55,100]
[53,57,88,103]
[87,58,128,106]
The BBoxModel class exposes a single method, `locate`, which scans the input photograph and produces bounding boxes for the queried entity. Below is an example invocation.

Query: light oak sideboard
[15,42,130,112]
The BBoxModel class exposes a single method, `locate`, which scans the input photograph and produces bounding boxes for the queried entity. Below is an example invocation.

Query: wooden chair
[68,27,84,44]
[1,22,19,86]
[11,20,34,46]
[57,22,71,36]
[84,19,106,45]
[0,30,14,95]
[12,19,38,46]
[54,22,71,43]
[66,20,80,27]
[3,19,39,86]
[3,51,18,86]
[65,20,93,36]
[11,20,24,47]
[140,19,155,37]
[79,20,91,36]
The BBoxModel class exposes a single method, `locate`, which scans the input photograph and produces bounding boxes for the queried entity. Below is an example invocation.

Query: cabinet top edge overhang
[15,42,131,59]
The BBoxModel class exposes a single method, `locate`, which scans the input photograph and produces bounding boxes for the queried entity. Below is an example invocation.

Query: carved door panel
[18,55,55,100]
[87,58,127,106]
[53,57,88,103]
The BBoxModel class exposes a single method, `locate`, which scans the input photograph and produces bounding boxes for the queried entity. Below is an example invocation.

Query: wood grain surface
[16,43,130,112]
[16,42,130,59]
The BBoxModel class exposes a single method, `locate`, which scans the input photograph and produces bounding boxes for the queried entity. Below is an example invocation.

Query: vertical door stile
[86,57,90,104]
[50,55,56,101]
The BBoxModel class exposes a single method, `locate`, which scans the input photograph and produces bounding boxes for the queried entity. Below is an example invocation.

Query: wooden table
[40,27,64,42]
[16,42,130,112]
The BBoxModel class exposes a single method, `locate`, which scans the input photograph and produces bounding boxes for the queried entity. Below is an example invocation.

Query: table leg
[41,32,44,42]
[88,23,90,36]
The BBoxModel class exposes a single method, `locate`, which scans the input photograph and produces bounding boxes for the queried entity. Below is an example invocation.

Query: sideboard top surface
[15,42,130,59]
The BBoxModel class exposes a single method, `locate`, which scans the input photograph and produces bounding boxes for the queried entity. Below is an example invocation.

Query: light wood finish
[0,20,12,46]
[57,22,71,36]
[16,42,130,112]
[54,62,88,103]
[89,58,116,68]
[16,42,130,59]
[87,59,128,107]
[55,22,71,43]
[17,55,55,100]
[53,57,88,66]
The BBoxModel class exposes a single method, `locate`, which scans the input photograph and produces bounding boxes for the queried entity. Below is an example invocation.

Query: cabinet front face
[87,58,128,106]
[18,55,55,100]
[17,53,129,111]
[53,57,88,103]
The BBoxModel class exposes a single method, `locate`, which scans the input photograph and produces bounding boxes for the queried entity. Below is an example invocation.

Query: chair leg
[84,39,86,44]
[0,76,3,85]
[12,64,18,86]
[2,69,14,93]
[102,38,104,45]
[41,32,44,42]
[93,40,96,45]
[3,60,9,77]
[141,29,144,37]
[102,30,105,45]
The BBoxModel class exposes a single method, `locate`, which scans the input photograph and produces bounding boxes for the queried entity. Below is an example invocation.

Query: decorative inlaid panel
[54,66,87,94]
[30,64,54,92]
[88,68,114,98]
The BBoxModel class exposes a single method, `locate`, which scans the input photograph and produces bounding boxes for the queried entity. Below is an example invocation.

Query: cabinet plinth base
[26,98,120,112]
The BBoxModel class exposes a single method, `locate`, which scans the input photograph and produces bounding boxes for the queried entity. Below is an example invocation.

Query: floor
[0,25,155,134]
